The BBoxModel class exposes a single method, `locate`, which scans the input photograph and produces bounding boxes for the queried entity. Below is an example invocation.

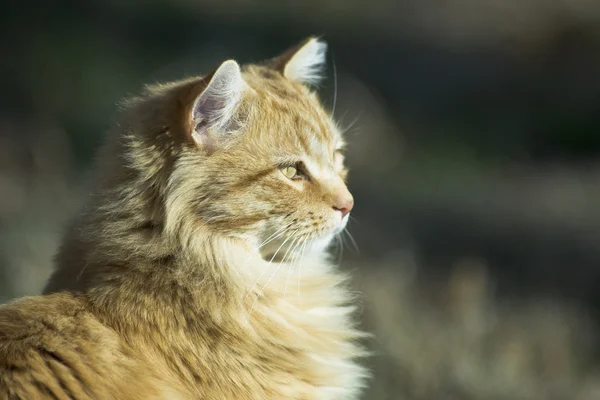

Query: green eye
[281,166,298,179]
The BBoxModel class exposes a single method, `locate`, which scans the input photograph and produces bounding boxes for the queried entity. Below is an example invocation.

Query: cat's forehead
[268,91,340,160]
[246,70,341,145]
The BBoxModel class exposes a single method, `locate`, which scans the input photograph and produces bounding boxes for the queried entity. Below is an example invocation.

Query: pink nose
[333,196,354,218]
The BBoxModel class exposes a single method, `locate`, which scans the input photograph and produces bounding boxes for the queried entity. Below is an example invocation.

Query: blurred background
[2,1,600,398]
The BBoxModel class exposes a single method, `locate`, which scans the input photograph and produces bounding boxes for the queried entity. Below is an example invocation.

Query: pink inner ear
[192,120,209,137]
[193,93,224,126]
[192,61,244,126]
[190,60,245,147]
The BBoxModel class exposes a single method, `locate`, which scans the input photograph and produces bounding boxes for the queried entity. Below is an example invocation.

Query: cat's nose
[333,194,354,218]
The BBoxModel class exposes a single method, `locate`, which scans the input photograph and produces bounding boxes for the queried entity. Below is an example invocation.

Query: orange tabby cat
[0,37,368,399]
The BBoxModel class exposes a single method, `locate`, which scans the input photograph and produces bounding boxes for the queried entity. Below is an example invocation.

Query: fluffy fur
[0,37,368,399]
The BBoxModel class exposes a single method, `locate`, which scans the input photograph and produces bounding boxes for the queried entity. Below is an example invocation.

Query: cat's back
[0,293,160,400]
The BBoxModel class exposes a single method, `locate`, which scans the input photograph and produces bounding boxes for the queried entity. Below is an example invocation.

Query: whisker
[250,231,298,312]
[267,229,297,265]
[279,236,299,298]
[297,237,311,303]
[337,109,350,130]
[341,114,361,136]
[76,261,90,283]
[242,223,293,267]
[348,215,359,225]
[256,223,294,252]
[243,224,293,298]
[339,229,349,252]
[335,234,344,265]
[280,237,299,265]
[331,52,338,118]
[284,235,305,297]
[344,229,359,253]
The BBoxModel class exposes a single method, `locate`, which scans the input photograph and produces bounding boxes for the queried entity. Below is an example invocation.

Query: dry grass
[357,253,600,399]
[2,127,600,399]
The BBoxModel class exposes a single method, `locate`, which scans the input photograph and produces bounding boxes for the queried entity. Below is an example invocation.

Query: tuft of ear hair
[191,60,246,149]
[268,37,327,86]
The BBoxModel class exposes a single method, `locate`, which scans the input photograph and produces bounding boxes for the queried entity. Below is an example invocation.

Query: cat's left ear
[268,37,327,86]
[190,60,247,149]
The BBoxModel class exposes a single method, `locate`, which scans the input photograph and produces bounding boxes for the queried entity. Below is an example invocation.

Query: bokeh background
[2,1,600,399]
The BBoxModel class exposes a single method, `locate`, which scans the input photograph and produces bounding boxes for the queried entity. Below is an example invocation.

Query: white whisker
[341,115,361,135]
[284,235,306,297]
[243,223,292,266]
[243,224,293,298]
[339,229,349,252]
[296,236,311,303]
[279,235,300,297]
[338,106,364,137]
[343,229,359,253]
[280,237,299,265]
[257,223,294,252]
[331,52,338,118]
[76,261,90,283]
[335,234,344,265]
[250,230,298,313]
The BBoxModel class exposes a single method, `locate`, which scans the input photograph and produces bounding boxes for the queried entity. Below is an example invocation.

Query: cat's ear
[190,60,246,149]
[268,37,327,86]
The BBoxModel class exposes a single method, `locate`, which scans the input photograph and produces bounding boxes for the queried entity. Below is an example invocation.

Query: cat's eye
[281,166,298,179]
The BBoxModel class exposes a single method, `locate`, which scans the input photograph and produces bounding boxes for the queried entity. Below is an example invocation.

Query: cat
[0,37,369,399]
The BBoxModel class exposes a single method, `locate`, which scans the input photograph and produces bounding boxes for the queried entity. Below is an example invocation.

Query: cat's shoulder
[0,293,162,399]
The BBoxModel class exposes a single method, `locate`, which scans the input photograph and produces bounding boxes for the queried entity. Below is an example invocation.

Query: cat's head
[124,37,352,260]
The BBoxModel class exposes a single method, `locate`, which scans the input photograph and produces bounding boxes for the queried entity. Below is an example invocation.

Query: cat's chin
[259,214,350,262]
[333,213,350,234]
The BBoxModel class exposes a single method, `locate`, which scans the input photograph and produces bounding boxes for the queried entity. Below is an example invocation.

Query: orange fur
[0,37,368,399]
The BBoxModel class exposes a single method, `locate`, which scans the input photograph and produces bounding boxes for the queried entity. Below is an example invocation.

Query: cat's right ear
[188,60,247,150]
[265,37,327,86]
